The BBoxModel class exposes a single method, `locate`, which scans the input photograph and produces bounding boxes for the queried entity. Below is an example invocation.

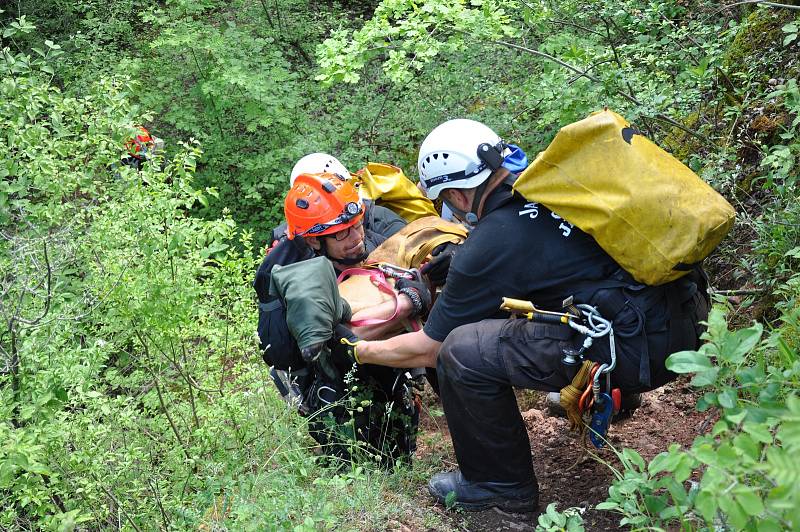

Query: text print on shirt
[518,202,539,219]
[551,211,574,237]
[518,202,574,238]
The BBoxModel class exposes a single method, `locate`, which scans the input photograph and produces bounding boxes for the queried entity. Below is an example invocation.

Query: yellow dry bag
[352,162,439,222]
[513,110,735,286]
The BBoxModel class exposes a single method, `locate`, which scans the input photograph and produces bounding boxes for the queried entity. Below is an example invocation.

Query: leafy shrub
[1,22,436,528]
[598,305,800,530]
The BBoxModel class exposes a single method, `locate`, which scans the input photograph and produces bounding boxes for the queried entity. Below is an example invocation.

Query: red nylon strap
[338,267,401,326]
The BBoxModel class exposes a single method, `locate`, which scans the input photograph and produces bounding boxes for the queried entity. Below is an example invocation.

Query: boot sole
[429,487,539,513]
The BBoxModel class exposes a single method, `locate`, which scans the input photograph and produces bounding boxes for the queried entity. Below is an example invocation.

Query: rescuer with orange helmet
[252,172,431,464]
[121,126,164,170]
[283,172,370,267]
[268,153,408,246]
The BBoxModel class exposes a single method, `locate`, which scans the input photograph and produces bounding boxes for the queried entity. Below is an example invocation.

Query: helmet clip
[477,141,505,172]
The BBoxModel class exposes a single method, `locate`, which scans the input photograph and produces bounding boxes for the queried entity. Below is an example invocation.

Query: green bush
[598,304,800,530]
[1,23,441,528]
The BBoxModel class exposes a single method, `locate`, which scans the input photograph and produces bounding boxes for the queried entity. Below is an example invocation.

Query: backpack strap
[396,223,468,267]
[557,270,652,388]
[259,298,282,312]
[567,268,705,390]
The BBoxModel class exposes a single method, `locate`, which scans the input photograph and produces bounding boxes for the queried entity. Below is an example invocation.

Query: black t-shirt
[423,187,621,342]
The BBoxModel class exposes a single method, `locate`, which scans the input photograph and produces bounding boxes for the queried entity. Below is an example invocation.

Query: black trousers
[436,289,708,485]
[437,318,578,484]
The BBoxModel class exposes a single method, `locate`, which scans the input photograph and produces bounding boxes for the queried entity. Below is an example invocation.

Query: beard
[332,241,369,265]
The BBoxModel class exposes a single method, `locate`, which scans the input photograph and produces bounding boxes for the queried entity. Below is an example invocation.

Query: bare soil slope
[408,377,713,531]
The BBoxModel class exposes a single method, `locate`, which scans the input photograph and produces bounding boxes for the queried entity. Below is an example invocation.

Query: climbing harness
[500,298,620,448]
[338,263,424,332]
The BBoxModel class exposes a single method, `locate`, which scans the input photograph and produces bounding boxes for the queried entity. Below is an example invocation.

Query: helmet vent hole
[322,181,336,193]
[296,199,309,209]
[443,153,449,159]
[433,153,439,160]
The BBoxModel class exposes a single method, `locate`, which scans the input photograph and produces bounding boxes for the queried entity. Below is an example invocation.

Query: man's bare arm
[348,294,413,340]
[357,329,441,368]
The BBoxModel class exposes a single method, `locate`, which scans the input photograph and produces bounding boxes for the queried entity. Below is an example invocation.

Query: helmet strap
[442,198,474,226]
[471,167,513,221]
[467,178,491,221]
[441,167,512,225]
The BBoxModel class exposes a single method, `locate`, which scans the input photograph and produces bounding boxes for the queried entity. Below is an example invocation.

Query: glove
[300,342,326,363]
[420,242,458,287]
[332,323,362,364]
[395,277,432,318]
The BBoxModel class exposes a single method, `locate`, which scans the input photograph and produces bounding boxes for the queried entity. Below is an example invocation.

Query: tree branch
[549,18,607,37]
[134,329,192,461]
[142,330,220,394]
[710,289,766,296]
[710,0,800,19]
[492,40,714,146]
[91,473,143,532]
[14,241,51,326]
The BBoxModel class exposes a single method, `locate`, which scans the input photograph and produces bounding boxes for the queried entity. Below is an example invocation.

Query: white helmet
[290,153,350,185]
[418,119,503,200]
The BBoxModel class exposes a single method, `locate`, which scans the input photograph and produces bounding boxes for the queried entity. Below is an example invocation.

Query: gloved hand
[332,323,362,364]
[395,277,432,318]
[300,342,326,363]
[420,242,458,287]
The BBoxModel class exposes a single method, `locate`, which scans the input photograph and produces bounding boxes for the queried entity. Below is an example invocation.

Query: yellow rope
[560,360,595,432]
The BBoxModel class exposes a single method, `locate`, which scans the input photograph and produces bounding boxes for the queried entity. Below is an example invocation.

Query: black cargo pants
[437,318,579,484]
[437,284,708,485]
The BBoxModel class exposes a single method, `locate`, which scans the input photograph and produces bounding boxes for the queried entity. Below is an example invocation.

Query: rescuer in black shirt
[353,119,709,512]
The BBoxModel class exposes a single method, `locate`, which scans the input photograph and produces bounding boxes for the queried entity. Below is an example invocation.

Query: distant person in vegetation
[120,126,164,171]
[268,153,407,246]
[339,118,710,512]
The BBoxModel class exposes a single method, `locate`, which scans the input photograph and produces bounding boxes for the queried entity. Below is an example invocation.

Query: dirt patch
[410,377,714,531]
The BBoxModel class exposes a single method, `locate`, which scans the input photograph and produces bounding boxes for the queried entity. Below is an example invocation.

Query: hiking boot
[546,391,566,417]
[428,470,539,513]
[546,391,641,422]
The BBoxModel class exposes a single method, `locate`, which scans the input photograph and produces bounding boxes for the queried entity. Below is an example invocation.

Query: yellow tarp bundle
[513,110,735,286]
[366,215,469,268]
[352,162,439,222]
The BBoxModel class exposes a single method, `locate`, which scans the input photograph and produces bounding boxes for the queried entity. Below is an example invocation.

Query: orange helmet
[284,172,364,239]
[125,126,156,160]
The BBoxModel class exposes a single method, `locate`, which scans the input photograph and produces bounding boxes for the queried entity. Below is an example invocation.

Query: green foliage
[536,502,585,532]
[784,20,799,46]
[319,0,734,130]
[599,305,800,530]
[1,20,437,529]
[316,0,519,85]
[759,79,800,192]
